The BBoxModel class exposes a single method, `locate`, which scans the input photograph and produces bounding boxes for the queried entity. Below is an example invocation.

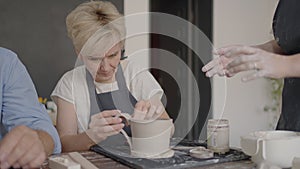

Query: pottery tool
[49,156,80,169]
[68,152,98,169]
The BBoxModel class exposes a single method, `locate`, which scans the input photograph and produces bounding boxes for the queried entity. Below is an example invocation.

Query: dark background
[150,0,212,139]
[0,0,123,98]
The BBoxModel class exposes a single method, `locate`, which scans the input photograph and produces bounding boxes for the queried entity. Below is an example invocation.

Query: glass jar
[207,119,229,154]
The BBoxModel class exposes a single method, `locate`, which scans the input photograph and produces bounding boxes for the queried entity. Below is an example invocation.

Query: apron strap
[115,64,127,91]
[86,69,101,118]
[86,64,137,123]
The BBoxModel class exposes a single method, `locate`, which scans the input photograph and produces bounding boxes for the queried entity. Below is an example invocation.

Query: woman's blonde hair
[66,1,125,52]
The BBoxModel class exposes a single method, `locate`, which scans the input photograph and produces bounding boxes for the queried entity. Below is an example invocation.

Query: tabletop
[42,151,255,169]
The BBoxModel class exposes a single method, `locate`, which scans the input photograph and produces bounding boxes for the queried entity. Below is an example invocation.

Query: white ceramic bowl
[240,130,300,168]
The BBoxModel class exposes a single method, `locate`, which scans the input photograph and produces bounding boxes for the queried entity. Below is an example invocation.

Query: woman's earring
[121,49,127,60]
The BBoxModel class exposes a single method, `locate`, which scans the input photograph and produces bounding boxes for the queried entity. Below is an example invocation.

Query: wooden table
[42,151,255,169]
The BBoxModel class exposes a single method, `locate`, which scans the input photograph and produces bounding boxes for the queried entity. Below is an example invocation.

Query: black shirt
[273,0,300,131]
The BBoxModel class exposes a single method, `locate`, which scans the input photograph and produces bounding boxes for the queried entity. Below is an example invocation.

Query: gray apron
[86,64,137,144]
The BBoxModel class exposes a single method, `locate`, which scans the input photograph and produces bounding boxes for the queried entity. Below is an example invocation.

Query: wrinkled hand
[202,47,235,77]
[202,45,287,81]
[86,110,124,144]
[0,126,47,169]
[132,100,165,120]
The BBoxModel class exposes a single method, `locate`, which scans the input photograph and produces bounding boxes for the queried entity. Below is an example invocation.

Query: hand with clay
[132,100,167,121]
[86,110,124,144]
[202,45,288,81]
[202,47,235,78]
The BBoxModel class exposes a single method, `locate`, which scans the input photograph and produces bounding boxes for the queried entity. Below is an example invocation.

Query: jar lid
[207,119,229,127]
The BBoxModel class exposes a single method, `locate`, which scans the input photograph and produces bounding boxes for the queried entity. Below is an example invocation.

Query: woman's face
[83,44,122,83]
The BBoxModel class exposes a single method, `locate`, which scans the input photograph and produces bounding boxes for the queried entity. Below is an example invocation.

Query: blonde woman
[51,1,171,152]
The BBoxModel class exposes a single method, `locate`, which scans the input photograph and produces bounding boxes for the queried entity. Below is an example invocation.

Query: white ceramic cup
[121,118,173,158]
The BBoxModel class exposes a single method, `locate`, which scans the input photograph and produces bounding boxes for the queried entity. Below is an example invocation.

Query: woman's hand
[86,110,124,144]
[202,47,236,78]
[202,45,288,81]
[132,100,165,120]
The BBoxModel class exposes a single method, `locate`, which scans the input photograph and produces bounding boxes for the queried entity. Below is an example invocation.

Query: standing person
[52,1,171,152]
[202,0,300,131]
[0,47,61,169]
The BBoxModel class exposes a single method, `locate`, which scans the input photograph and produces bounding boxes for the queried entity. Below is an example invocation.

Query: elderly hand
[86,110,124,144]
[0,126,47,169]
[132,100,165,120]
[202,45,287,81]
[202,48,235,78]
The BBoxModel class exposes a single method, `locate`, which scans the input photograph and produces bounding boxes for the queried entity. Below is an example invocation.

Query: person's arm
[127,62,174,134]
[284,53,300,78]
[217,45,295,81]
[0,126,51,169]
[133,97,175,136]
[36,130,55,156]
[55,97,95,152]
[133,99,170,120]
[127,62,170,120]
[150,94,170,120]
[1,55,61,155]
[55,97,124,152]
[202,40,285,78]
[0,49,61,169]
[254,40,284,54]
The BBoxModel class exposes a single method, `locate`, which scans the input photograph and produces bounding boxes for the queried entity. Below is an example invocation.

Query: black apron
[273,0,300,131]
[86,64,137,138]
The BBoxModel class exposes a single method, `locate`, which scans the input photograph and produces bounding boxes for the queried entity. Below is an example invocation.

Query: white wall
[213,0,279,147]
[124,0,150,68]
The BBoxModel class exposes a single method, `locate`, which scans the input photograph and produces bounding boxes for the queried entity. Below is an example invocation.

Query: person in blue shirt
[0,47,61,169]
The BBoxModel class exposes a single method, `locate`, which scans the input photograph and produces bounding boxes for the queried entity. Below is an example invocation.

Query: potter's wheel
[152,149,174,159]
[94,144,175,159]
[91,139,250,169]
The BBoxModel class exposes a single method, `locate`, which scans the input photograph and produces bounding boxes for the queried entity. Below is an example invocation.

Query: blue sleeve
[1,49,61,154]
